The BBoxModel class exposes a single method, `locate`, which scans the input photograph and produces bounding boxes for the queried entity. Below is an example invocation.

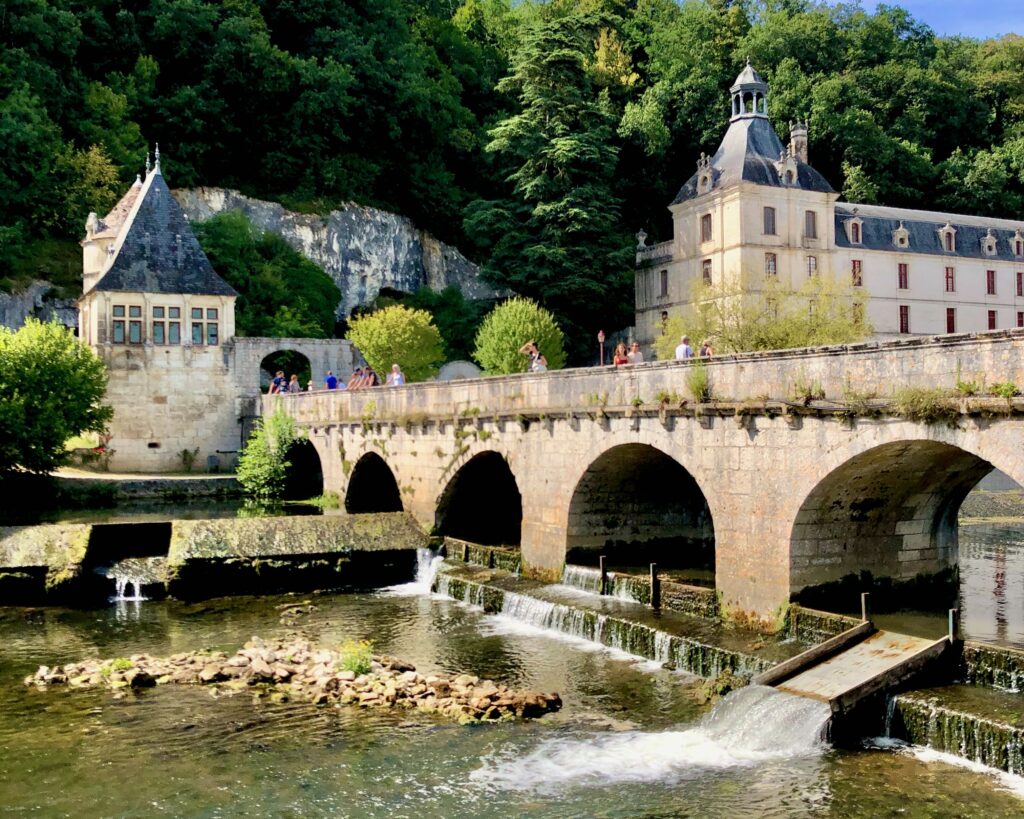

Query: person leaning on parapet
[627,341,644,364]
[269,370,286,394]
[324,370,338,390]
[613,342,629,366]
[386,364,405,386]
[347,367,364,390]
[675,335,694,360]
[699,338,715,358]
[519,340,547,373]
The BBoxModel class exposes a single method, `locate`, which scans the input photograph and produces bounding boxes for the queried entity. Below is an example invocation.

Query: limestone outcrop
[26,635,563,724]
[0,280,78,331]
[174,188,498,318]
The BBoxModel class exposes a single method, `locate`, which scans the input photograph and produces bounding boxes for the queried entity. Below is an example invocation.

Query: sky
[846,1,1021,39]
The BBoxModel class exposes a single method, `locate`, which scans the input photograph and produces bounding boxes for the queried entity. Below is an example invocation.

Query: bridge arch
[345,452,403,513]
[283,438,324,500]
[435,451,522,546]
[566,443,715,580]
[788,438,997,606]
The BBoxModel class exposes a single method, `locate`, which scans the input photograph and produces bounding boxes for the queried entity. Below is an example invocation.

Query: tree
[473,296,566,375]
[0,319,112,475]
[654,276,871,358]
[464,7,634,362]
[346,304,444,382]
[236,404,299,501]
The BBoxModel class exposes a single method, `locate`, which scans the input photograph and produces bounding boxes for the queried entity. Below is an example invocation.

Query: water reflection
[960,524,1024,647]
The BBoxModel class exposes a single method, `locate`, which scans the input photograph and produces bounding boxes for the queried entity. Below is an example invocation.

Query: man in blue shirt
[324,370,338,390]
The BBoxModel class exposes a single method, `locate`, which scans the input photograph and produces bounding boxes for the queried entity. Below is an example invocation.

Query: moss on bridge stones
[0,523,93,599]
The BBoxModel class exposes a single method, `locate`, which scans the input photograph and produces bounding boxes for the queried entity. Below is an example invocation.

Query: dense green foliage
[473,297,566,374]
[655,276,871,357]
[0,319,111,475]
[4,1,1024,357]
[236,404,299,501]
[194,211,340,338]
[346,305,444,382]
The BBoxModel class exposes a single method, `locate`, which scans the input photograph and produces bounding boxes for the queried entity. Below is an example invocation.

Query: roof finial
[154,142,161,174]
[145,151,151,177]
[746,56,751,66]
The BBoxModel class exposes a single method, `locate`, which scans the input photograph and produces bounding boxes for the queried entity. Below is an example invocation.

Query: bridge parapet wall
[270,329,1024,422]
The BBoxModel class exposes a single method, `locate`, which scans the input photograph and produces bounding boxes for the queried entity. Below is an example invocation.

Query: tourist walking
[699,339,715,358]
[613,342,629,366]
[675,335,694,359]
[627,341,644,364]
[519,340,547,372]
[386,364,405,386]
[324,370,338,390]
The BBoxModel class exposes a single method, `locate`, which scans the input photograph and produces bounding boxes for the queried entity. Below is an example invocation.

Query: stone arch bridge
[272,330,1024,622]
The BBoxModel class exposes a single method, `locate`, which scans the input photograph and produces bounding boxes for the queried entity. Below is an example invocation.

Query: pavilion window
[804,210,817,239]
[702,258,712,284]
[898,263,909,290]
[763,207,776,235]
[945,267,955,292]
[988,310,998,330]
[851,259,862,287]
[946,308,956,334]
[765,253,777,277]
[700,214,712,243]
[806,255,817,277]
[899,305,910,334]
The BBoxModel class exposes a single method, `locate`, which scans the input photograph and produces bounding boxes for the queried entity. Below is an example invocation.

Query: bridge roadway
[273,329,1024,624]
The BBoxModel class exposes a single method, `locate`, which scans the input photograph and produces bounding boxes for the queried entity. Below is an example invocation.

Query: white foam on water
[380,549,445,596]
[477,613,638,663]
[905,746,1024,799]
[472,686,831,793]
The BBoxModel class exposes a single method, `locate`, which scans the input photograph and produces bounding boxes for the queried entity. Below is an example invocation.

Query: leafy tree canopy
[346,304,444,382]
[473,296,566,375]
[0,319,112,475]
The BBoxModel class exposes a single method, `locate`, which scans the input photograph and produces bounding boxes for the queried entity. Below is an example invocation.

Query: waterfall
[100,557,167,603]
[472,686,832,791]
[560,565,603,594]
[112,577,145,602]
[380,548,444,596]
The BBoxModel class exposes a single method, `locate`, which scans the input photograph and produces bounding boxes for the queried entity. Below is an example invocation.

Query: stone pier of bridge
[272,330,1024,623]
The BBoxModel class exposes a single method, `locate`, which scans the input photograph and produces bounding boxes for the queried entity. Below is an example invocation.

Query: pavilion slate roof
[672,116,834,205]
[94,171,237,297]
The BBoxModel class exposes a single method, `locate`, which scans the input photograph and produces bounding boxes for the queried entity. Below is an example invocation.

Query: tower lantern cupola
[730,59,769,121]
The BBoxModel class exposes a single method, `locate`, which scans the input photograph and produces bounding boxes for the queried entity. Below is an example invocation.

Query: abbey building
[634,62,1024,350]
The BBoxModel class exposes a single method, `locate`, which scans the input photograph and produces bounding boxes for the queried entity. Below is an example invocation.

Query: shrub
[891,387,959,426]
[473,297,566,375]
[991,382,1019,399]
[686,361,712,402]
[347,304,444,382]
[338,639,373,675]
[236,404,299,500]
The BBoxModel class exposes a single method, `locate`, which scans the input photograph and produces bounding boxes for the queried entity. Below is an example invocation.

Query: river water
[2,577,1023,816]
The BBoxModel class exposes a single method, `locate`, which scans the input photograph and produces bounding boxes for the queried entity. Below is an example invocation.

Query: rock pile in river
[24,636,562,723]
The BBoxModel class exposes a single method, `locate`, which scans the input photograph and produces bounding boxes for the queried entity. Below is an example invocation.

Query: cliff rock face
[174,188,497,317]
[0,281,78,331]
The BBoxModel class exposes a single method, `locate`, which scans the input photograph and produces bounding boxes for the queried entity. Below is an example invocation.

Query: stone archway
[435,452,522,546]
[260,350,312,392]
[566,443,714,580]
[789,439,994,608]
[345,452,403,513]
[283,439,324,500]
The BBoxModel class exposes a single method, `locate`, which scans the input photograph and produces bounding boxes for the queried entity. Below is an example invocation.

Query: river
[1,565,1023,816]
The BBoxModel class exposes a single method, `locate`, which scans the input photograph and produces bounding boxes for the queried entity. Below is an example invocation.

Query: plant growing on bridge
[0,319,112,476]
[346,304,444,382]
[686,362,712,402]
[891,387,960,427]
[473,297,566,375]
[236,404,300,501]
[991,382,1019,400]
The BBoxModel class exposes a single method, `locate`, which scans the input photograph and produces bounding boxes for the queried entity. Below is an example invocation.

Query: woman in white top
[386,364,405,385]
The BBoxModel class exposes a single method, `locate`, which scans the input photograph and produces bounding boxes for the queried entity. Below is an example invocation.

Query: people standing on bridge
[324,370,338,390]
[287,374,301,393]
[699,339,714,358]
[613,342,629,366]
[627,341,644,364]
[269,370,286,394]
[387,364,405,386]
[347,367,365,390]
[307,379,315,392]
[675,335,694,359]
[519,340,547,372]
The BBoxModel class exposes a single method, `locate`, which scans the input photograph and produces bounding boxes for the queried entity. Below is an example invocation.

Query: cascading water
[472,686,832,791]
[100,557,167,603]
[560,565,604,595]
[381,549,444,596]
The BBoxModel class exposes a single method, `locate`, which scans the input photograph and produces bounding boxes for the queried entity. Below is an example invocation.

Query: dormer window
[939,222,956,253]
[982,229,998,256]
[892,221,909,248]
[696,153,713,194]
[845,217,863,244]
[1013,230,1023,257]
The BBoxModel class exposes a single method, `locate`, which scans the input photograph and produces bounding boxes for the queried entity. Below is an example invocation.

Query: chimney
[789,120,808,164]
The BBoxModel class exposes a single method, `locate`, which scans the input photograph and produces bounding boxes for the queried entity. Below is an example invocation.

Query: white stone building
[80,152,355,472]
[634,62,1024,351]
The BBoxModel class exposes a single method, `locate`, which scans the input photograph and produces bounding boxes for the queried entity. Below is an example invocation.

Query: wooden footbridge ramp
[753,606,955,715]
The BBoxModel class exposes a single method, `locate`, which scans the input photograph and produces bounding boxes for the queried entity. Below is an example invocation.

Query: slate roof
[94,171,237,296]
[672,116,835,205]
[835,203,1024,262]
[730,62,767,91]
[93,178,142,240]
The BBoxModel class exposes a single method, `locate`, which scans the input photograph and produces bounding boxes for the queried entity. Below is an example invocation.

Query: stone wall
[175,188,498,318]
[0,280,78,331]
